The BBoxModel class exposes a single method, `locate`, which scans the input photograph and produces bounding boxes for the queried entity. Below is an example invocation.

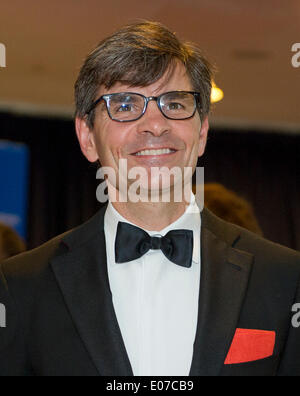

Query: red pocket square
[224,328,276,365]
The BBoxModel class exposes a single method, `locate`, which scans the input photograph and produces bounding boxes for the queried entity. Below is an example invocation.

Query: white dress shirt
[104,193,201,376]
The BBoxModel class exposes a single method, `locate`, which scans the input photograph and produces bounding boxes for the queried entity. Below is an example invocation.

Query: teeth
[135,148,175,156]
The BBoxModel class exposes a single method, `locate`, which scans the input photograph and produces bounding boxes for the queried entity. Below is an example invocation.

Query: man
[0,21,300,376]
[0,223,26,262]
[201,183,263,236]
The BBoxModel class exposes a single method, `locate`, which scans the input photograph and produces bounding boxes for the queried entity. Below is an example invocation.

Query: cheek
[94,124,128,165]
[106,132,128,158]
[185,121,202,150]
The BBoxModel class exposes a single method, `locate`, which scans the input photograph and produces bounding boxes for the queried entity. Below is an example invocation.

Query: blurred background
[0,0,299,251]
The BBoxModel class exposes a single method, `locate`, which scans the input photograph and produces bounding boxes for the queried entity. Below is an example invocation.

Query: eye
[109,94,143,116]
[166,102,184,111]
[117,103,134,112]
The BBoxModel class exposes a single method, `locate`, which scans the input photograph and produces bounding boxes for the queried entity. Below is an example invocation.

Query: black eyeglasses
[86,91,202,122]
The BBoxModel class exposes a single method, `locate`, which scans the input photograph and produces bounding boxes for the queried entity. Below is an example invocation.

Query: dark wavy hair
[74,21,214,128]
[203,183,263,236]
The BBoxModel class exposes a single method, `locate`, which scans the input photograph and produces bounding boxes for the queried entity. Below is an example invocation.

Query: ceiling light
[211,82,224,103]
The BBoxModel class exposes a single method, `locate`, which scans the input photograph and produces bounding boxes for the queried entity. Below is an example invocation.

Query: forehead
[99,62,193,97]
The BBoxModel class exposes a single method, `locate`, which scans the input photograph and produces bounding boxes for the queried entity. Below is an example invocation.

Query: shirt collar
[104,193,201,265]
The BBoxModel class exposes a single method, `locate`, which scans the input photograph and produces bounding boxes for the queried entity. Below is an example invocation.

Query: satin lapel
[189,222,253,376]
[50,210,133,376]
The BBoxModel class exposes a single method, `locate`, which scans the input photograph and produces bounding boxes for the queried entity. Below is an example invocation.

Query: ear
[75,117,99,162]
[198,116,209,157]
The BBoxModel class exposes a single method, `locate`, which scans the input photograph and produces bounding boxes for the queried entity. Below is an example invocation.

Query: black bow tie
[115,222,194,268]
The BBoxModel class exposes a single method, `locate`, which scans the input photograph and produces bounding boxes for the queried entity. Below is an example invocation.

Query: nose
[137,98,170,137]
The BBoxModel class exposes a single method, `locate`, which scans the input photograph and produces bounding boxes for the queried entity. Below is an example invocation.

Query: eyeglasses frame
[86,91,202,122]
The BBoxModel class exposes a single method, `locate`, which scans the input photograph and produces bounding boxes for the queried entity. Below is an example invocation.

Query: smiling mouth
[132,148,177,156]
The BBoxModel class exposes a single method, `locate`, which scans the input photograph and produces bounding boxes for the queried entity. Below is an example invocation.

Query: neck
[111,200,189,231]
[108,184,192,231]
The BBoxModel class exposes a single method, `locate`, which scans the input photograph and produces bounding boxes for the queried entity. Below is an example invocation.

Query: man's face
[76,62,209,196]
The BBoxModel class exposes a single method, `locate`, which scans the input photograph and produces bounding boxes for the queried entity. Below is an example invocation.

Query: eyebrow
[110,93,141,102]
[163,92,188,100]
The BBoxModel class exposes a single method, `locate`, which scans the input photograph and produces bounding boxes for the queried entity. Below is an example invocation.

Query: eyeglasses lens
[108,94,145,121]
[159,92,196,120]
[106,92,196,121]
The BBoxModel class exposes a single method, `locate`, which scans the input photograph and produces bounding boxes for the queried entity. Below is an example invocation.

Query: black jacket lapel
[190,209,254,376]
[50,206,133,376]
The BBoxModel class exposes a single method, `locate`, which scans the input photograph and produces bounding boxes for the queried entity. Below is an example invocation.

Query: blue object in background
[0,140,29,240]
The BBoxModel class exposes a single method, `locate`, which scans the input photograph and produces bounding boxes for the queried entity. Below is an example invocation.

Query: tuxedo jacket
[0,206,300,376]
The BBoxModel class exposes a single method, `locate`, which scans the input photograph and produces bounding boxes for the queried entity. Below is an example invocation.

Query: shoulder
[0,230,70,284]
[202,207,300,273]
[1,205,107,283]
